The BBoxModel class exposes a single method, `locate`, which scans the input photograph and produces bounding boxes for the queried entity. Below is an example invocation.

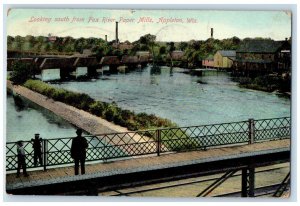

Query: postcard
[5,8,291,198]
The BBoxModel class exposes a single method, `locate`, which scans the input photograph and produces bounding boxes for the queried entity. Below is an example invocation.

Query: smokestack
[105,35,107,42]
[211,28,213,39]
[115,21,119,44]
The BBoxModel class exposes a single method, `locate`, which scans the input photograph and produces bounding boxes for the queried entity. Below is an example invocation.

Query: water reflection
[150,65,161,75]
[6,93,83,142]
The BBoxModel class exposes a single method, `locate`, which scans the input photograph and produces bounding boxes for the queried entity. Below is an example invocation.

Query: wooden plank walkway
[6,139,290,192]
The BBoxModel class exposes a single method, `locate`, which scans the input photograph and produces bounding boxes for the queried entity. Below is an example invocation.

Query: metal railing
[6,117,290,171]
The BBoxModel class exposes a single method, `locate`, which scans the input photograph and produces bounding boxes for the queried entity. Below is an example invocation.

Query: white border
[1,1,299,205]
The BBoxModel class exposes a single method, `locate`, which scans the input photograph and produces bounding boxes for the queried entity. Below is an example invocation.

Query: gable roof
[168,50,185,60]
[237,40,287,53]
[218,50,236,57]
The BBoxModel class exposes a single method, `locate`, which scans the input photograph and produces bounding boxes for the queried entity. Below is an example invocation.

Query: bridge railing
[6,117,290,171]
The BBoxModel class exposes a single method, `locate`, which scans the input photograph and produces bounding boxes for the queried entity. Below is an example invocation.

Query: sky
[6,9,292,42]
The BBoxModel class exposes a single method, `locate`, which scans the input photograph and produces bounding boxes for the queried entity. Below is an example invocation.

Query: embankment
[7,80,129,135]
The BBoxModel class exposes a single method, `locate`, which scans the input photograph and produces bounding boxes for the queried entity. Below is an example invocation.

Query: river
[6,66,290,141]
[52,66,290,126]
[6,93,84,142]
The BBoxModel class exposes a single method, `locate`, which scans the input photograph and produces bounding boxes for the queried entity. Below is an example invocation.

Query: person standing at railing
[71,129,88,175]
[16,141,29,177]
[31,133,43,167]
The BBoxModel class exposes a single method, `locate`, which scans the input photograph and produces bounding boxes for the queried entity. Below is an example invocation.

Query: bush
[113,115,127,127]
[104,104,118,122]
[10,62,33,84]
[235,75,291,93]
[79,94,94,110]
[23,80,178,131]
[89,101,105,117]
[52,88,67,101]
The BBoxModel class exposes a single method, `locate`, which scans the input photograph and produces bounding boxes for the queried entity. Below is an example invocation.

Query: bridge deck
[6,139,290,193]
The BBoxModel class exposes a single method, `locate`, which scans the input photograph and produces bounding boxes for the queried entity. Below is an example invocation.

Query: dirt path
[6,80,163,156]
[7,81,130,135]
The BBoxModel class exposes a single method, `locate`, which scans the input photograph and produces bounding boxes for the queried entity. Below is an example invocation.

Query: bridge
[6,117,291,196]
[7,54,151,80]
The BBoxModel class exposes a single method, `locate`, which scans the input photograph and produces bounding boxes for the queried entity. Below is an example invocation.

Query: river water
[6,66,290,141]
[52,66,290,126]
[6,93,83,142]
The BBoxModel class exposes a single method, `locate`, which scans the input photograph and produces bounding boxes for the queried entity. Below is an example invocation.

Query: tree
[179,42,188,51]
[166,42,176,66]
[138,34,157,65]
[7,36,14,50]
[159,46,166,55]
[14,35,23,51]
[139,34,156,46]
[10,61,33,84]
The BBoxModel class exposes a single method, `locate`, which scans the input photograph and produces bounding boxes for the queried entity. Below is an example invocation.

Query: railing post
[241,168,248,197]
[248,119,255,144]
[103,142,107,163]
[43,139,47,171]
[241,163,255,197]
[156,129,161,156]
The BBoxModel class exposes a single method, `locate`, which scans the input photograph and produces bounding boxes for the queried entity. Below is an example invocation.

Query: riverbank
[23,79,176,130]
[7,80,130,135]
[232,74,291,97]
[8,79,201,151]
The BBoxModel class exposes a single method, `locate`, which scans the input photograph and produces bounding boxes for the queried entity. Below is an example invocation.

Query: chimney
[211,28,213,39]
[105,35,107,42]
[115,21,119,44]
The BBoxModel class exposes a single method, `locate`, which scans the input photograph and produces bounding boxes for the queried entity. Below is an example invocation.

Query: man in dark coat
[71,129,88,175]
[32,133,43,166]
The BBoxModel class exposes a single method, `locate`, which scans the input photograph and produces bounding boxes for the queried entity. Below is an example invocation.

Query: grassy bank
[23,80,201,151]
[234,75,291,94]
[24,80,176,131]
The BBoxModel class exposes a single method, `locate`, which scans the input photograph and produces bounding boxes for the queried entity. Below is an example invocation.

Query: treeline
[7,35,106,53]
[7,34,275,64]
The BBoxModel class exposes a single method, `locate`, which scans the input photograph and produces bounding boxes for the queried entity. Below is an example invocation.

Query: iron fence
[6,117,290,171]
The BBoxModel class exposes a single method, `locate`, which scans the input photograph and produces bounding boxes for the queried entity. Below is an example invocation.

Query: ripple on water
[46,66,290,127]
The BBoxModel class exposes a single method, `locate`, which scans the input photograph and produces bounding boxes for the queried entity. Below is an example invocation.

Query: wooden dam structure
[7,54,151,80]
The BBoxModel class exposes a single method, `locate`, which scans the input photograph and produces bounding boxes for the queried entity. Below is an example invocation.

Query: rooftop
[218,50,236,57]
[237,40,288,53]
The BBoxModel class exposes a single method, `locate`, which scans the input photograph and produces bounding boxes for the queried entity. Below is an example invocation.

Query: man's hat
[76,129,83,135]
[17,141,23,146]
